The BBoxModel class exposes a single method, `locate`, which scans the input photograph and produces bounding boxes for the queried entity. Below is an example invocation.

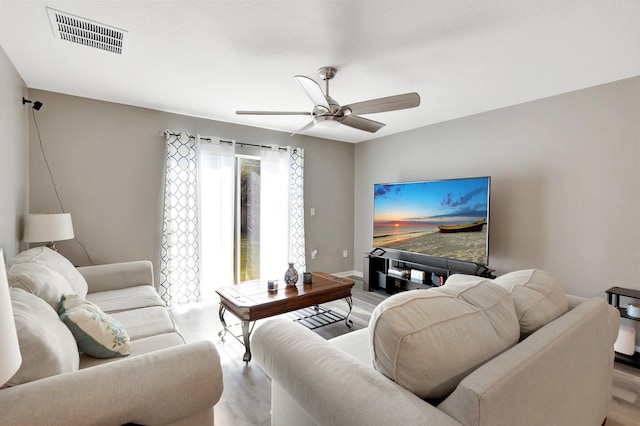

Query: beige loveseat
[254,269,619,426]
[1,247,223,425]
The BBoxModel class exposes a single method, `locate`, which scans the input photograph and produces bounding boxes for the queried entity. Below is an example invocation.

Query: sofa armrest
[0,340,223,426]
[253,319,461,426]
[78,260,154,293]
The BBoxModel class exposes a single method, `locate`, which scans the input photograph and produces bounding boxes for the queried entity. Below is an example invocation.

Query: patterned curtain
[159,132,200,307]
[289,147,306,273]
[159,131,306,305]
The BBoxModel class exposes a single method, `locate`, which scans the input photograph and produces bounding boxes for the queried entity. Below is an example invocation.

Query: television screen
[373,176,490,265]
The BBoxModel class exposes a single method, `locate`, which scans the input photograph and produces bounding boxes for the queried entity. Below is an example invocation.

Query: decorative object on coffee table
[284,262,298,287]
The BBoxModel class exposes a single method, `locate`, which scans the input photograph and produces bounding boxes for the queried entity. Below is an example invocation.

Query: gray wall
[355,77,640,299]
[27,90,354,281]
[0,45,28,259]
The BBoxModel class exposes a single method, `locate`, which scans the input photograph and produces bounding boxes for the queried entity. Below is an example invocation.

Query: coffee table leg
[218,304,228,341]
[344,296,353,329]
[242,320,252,363]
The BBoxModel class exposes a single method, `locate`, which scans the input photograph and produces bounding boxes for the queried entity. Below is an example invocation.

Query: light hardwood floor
[170,279,640,426]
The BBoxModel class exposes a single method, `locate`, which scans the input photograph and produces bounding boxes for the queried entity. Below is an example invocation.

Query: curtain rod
[162,131,296,152]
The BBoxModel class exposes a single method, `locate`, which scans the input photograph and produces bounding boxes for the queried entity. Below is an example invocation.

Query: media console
[363,249,495,294]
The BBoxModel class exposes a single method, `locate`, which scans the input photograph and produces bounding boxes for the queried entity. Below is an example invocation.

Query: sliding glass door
[235,156,260,283]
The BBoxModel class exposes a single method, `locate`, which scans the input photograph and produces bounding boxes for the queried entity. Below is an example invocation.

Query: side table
[606,286,640,369]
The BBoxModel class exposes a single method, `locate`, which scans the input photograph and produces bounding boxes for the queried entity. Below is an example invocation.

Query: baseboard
[331,270,363,278]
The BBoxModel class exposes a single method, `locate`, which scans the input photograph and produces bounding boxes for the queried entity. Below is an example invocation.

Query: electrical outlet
[311,250,318,259]
[343,250,348,258]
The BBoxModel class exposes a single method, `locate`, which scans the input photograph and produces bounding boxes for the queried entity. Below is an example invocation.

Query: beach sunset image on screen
[373,176,490,264]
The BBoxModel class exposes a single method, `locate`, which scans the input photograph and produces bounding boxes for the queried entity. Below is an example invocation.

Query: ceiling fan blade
[340,115,386,133]
[343,92,420,115]
[236,110,312,116]
[290,119,315,136]
[294,75,330,110]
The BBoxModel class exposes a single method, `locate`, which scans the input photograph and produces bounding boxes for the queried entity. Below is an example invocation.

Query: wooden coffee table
[216,272,355,362]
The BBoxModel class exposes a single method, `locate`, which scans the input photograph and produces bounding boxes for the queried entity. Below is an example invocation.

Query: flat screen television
[372,176,490,265]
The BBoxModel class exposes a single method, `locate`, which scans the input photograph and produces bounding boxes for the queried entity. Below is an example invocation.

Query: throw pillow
[369,279,519,400]
[4,288,79,387]
[7,263,74,309]
[58,294,131,358]
[9,247,88,298]
[493,269,568,336]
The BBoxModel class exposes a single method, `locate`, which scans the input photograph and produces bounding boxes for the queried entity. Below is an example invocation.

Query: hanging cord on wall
[32,110,96,265]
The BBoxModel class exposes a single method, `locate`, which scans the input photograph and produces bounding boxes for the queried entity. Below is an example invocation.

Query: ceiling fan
[236,66,420,135]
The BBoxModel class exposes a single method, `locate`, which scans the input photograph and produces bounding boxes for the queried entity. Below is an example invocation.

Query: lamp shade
[0,249,22,386]
[23,213,74,243]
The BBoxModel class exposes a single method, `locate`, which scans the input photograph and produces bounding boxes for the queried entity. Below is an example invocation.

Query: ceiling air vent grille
[47,8,127,55]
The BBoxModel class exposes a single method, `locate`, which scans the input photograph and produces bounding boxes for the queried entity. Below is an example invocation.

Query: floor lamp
[0,249,22,386]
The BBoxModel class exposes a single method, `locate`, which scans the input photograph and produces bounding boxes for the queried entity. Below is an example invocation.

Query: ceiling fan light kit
[236,66,420,135]
[313,115,341,128]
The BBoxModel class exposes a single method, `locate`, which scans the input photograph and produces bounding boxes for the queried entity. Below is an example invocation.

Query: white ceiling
[1,0,640,143]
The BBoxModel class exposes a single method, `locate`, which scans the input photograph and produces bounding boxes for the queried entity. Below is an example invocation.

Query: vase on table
[284,262,299,287]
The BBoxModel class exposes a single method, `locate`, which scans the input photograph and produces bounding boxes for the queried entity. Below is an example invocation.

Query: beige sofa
[1,247,223,425]
[254,270,620,426]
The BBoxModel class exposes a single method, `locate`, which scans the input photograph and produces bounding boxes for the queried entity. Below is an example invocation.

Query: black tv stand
[363,251,495,294]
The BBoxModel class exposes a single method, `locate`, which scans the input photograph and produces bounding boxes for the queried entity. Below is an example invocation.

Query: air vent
[47,7,127,55]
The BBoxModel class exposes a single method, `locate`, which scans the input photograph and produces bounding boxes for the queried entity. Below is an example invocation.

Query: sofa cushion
[330,328,371,366]
[86,285,166,313]
[9,247,88,298]
[59,294,131,358]
[79,332,186,369]
[369,279,519,400]
[493,269,568,336]
[7,262,74,309]
[111,306,178,340]
[4,288,79,387]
